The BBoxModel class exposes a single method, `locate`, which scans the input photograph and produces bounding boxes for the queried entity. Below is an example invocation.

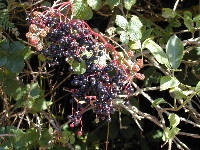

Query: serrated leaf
[72,61,86,75]
[129,15,143,29]
[115,15,128,30]
[5,54,24,73]
[142,38,170,67]
[106,0,120,9]
[124,0,136,10]
[119,31,129,44]
[166,35,184,69]
[73,0,93,20]
[151,98,168,107]
[162,8,177,18]
[160,76,180,91]
[87,0,101,10]
[195,81,200,97]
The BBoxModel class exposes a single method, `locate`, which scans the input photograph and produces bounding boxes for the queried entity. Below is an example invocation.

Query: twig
[173,0,180,11]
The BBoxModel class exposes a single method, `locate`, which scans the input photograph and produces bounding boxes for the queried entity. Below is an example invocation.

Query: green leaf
[141,29,153,41]
[169,87,188,99]
[0,53,7,67]
[8,41,25,53]
[5,54,24,73]
[128,16,143,41]
[38,128,52,147]
[119,31,129,44]
[142,38,170,67]
[146,130,163,142]
[69,135,75,144]
[151,98,168,107]
[38,54,46,61]
[193,14,200,22]
[124,0,136,10]
[73,0,93,20]
[166,35,184,69]
[72,61,86,75]
[106,0,120,9]
[195,81,200,97]
[3,79,20,96]
[184,11,194,30]
[169,113,180,128]
[129,40,141,49]
[168,127,180,139]
[0,39,9,50]
[115,15,128,30]
[29,82,41,99]
[160,76,180,91]
[162,127,170,141]
[62,130,71,137]
[33,98,47,112]
[87,0,101,10]
[41,1,51,7]
[162,8,177,18]
[169,19,181,27]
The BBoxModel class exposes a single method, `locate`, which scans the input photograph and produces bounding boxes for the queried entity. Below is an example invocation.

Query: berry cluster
[26,2,145,133]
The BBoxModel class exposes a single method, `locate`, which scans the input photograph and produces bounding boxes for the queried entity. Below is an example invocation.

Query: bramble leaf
[73,0,93,20]
[87,0,101,10]
[115,15,128,30]
[124,0,136,10]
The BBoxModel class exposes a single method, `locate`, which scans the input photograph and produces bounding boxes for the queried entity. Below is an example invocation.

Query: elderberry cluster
[26,3,145,129]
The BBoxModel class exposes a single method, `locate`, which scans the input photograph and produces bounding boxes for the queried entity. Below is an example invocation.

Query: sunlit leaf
[169,113,180,128]
[142,38,170,67]
[195,81,200,97]
[151,98,168,107]
[87,0,101,10]
[115,15,128,30]
[160,76,180,91]
[124,0,136,10]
